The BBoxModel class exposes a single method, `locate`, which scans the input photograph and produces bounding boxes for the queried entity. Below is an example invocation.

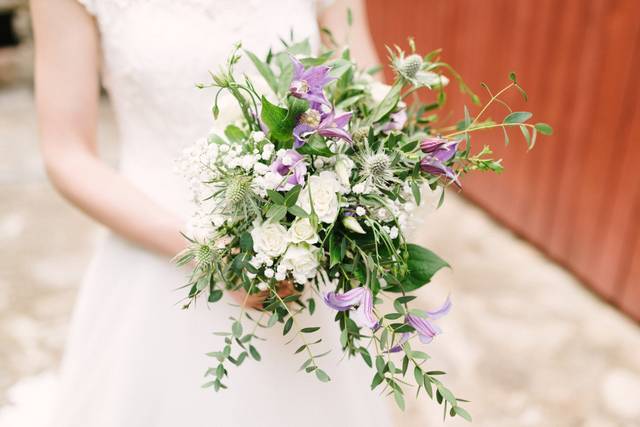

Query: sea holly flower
[323,287,378,329]
[420,137,461,187]
[289,56,334,105]
[293,108,353,148]
[270,149,307,188]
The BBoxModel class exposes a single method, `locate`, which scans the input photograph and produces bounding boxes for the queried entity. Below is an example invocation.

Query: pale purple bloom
[386,296,452,352]
[323,286,378,329]
[419,137,461,187]
[383,109,408,132]
[293,108,353,148]
[406,296,452,344]
[289,56,334,105]
[270,149,307,188]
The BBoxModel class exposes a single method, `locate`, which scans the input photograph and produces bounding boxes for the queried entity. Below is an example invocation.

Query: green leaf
[534,122,553,135]
[297,134,333,157]
[249,345,261,361]
[410,180,421,205]
[244,50,279,94]
[453,406,472,422]
[315,369,331,382]
[266,204,287,223]
[232,321,243,338]
[375,356,386,375]
[308,298,316,315]
[463,105,471,130]
[260,96,306,145]
[288,205,309,218]
[414,366,425,387]
[409,350,430,360]
[267,313,278,327]
[284,185,302,207]
[370,373,384,390]
[437,384,457,407]
[519,125,531,148]
[239,232,253,251]
[283,317,293,335]
[371,81,402,123]
[267,190,285,205]
[208,289,223,303]
[359,348,372,367]
[394,389,406,411]
[224,124,245,143]
[503,111,532,124]
[387,244,449,292]
[301,327,320,333]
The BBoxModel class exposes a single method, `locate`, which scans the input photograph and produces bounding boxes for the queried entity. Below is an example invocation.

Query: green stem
[445,122,535,139]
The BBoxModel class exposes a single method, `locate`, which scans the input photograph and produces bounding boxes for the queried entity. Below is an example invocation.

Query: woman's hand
[229,280,297,309]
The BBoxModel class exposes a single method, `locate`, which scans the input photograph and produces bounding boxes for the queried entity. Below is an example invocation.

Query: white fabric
[36,1,392,426]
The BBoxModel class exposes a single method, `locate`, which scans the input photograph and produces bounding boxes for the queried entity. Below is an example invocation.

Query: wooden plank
[547,0,609,261]
[365,0,640,320]
[567,0,640,296]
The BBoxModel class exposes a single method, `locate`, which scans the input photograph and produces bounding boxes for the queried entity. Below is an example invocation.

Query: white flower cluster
[177,129,275,240]
[250,219,320,285]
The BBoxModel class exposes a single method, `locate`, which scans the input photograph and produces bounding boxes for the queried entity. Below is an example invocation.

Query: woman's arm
[318,0,380,71]
[31,0,186,258]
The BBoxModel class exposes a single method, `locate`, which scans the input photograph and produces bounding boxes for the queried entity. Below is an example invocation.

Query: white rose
[288,218,318,244]
[250,222,289,257]
[297,172,342,223]
[279,245,320,284]
[370,81,392,104]
[334,155,354,190]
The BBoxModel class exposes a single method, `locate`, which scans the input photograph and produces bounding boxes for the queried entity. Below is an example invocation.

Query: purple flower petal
[270,149,306,187]
[383,109,408,132]
[387,332,410,353]
[427,295,452,319]
[406,314,442,344]
[323,287,366,311]
[318,127,353,143]
[323,287,378,330]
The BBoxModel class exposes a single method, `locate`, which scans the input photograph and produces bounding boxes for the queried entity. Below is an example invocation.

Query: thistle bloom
[289,56,334,105]
[293,108,353,148]
[387,296,452,352]
[323,286,378,329]
[419,137,461,187]
[270,149,307,188]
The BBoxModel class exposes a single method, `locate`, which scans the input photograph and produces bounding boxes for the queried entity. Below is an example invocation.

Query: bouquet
[175,33,551,421]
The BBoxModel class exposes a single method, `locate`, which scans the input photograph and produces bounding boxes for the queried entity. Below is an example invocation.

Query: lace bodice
[79,0,323,217]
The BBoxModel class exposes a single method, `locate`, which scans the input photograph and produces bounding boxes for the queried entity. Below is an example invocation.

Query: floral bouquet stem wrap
[176,34,551,421]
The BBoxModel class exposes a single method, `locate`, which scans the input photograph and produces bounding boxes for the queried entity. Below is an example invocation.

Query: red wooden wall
[367,0,640,320]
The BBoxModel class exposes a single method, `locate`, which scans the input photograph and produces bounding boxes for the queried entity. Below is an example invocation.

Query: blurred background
[1,1,639,426]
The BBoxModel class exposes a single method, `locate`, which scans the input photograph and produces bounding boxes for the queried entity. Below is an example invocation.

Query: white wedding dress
[33,1,394,426]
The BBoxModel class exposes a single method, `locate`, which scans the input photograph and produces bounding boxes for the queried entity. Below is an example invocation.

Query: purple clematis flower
[289,56,335,105]
[419,137,461,187]
[270,149,307,188]
[323,286,378,329]
[293,108,353,148]
[387,296,452,352]
[382,108,408,132]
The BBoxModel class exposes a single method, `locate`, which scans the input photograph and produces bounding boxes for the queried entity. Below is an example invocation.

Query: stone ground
[1,84,640,427]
